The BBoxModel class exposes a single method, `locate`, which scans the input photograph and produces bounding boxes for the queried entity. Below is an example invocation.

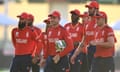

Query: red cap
[48,11,61,19]
[27,14,34,21]
[17,12,28,19]
[85,1,99,9]
[94,11,107,18]
[44,18,50,24]
[80,12,89,17]
[70,9,81,17]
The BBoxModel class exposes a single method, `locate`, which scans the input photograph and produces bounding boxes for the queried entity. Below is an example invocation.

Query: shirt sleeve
[30,28,43,57]
[11,29,16,48]
[80,26,85,40]
[59,29,74,57]
[107,28,117,43]
[35,32,43,56]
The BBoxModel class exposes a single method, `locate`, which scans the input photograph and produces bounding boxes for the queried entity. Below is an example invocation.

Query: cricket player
[10,12,42,72]
[40,11,74,72]
[64,9,84,72]
[26,13,43,72]
[90,11,116,72]
[70,1,100,71]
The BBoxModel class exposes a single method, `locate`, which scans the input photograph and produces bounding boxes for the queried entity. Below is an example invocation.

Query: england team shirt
[94,25,116,57]
[12,27,39,55]
[64,23,84,46]
[45,25,74,58]
[84,17,97,45]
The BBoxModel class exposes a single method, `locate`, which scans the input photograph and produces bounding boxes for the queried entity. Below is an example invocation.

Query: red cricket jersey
[94,25,116,57]
[64,22,84,48]
[82,17,97,53]
[44,25,74,58]
[11,27,39,55]
[84,17,97,44]
[31,26,43,57]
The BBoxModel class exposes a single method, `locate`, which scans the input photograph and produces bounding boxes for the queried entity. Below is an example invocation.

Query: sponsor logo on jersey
[70,33,78,37]
[16,39,27,43]
[108,32,114,36]
[48,38,59,43]
[86,31,94,36]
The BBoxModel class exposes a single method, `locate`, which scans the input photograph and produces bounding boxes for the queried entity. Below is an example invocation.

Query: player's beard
[50,21,59,27]
[89,9,96,16]
[72,18,79,24]
[18,21,26,29]
[28,22,33,27]
[89,13,94,16]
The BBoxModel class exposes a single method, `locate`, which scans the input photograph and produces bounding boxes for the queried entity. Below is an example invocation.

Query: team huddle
[10,1,117,72]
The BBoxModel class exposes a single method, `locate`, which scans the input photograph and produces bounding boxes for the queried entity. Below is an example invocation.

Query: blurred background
[0,0,120,72]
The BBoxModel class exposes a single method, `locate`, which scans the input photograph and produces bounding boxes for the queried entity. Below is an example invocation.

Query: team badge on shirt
[57,31,61,36]
[102,30,105,36]
[66,26,70,30]
[26,32,29,38]
[16,32,19,37]
[48,31,52,37]
[76,27,79,31]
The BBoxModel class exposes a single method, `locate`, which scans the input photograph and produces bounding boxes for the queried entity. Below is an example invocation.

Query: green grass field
[0,70,8,72]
